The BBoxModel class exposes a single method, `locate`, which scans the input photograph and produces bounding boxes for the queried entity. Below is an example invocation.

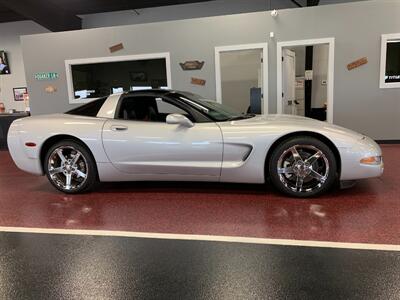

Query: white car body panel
[102,119,223,177]
[217,115,382,183]
[7,94,383,185]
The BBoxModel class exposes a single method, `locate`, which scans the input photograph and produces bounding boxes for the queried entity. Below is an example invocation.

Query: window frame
[380,33,400,89]
[65,52,172,104]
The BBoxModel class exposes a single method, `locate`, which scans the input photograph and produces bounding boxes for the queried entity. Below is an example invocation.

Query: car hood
[220,114,366,146]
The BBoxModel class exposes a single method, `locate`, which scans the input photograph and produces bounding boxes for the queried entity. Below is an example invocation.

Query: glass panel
[385,40,400,83]
[71,58,167,99]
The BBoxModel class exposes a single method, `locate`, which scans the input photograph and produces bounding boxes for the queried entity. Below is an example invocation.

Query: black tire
[268,136,337,198]
[44,140,98,194]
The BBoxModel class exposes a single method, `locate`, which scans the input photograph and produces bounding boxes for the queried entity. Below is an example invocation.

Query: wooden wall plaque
[191,77,206,86]
[45,85,57,93]
[109,43,124,53]
[180,61,204,70]
[347,57,368,71]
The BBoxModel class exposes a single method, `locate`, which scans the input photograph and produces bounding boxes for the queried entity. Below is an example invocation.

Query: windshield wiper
[227,113,256,121]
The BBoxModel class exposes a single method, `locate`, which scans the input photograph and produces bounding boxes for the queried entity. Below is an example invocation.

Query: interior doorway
[215,43,268,114]
[277,38,335,123]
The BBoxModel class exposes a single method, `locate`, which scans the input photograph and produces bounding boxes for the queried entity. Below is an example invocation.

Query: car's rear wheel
[268,136,337,198]
[44,140,98,194]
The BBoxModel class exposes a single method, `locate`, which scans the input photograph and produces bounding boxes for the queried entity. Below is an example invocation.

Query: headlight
[360,156,383,165]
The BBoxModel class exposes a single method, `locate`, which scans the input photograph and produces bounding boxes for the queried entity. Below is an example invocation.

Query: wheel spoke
[56,149,67,163]
[290,146,303,162]
[49,167,63,176]
[72,152,81,165]
[65,173,72,190]
[310,170,326,183]
[305,150,322,165]
[75,170,87,179]
[296,176,304,191]
[278,167,294,174]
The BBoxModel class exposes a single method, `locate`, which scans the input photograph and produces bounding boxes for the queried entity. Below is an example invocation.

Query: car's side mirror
[166,114,194,128]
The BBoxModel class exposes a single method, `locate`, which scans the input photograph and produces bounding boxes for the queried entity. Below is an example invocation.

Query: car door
[102,95,223,179]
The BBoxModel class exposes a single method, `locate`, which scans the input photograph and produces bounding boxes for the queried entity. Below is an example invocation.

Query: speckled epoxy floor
[0,231,399,300]
[1,146,400,299]
[0,145,399,244]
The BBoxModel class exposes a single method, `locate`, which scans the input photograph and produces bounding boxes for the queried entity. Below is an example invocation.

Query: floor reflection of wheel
[44,140,98,194]
[268,136,337,198]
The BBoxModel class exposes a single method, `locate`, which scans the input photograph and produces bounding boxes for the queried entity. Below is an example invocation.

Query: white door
[282,49,296,115]
[102,96,223,178]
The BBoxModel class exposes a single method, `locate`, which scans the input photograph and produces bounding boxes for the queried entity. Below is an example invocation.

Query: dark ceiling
[0,0,322,32]
[0,0,214,31]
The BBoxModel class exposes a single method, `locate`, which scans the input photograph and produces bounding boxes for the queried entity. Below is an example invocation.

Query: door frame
[215,43,269,114]
[277,38,335,123]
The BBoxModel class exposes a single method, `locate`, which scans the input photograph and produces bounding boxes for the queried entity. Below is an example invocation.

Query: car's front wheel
[44,140,98,194]
[268,136,337,197]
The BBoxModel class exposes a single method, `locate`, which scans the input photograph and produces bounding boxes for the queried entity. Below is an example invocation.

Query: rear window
[66,97,107,117]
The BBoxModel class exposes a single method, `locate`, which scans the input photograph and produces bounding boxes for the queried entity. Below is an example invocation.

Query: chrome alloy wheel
[47,146,88,191]
[277,145,329,193]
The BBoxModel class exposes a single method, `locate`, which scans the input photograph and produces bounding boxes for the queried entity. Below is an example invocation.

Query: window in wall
[66,53,171,103]
[380,34,400,88]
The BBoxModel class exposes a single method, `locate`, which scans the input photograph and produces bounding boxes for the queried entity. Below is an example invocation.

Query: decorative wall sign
[45,85,57,93]
[13,87,28,101]
[191,77,206,86]
[180,60,204,71]
[34,72,59,80]
[109,43,124,53]
[347,57,368,71]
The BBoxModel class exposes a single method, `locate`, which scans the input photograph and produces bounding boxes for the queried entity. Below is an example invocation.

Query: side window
[155,98,186,114]
[117,96,193,122]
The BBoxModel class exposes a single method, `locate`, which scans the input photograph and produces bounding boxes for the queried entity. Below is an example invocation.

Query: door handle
[111,125,128,131]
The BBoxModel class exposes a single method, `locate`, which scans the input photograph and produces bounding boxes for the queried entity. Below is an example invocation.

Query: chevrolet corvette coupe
[8,89,383,197]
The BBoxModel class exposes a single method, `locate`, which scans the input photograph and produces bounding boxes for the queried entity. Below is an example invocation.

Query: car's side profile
[8,90,384,197]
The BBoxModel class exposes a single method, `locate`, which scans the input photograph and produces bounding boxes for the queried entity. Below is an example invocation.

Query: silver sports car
[8,90,383,197]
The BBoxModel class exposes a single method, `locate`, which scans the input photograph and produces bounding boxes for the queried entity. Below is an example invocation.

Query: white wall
[311,44,329,108]
[288,46,306,76]
[0,21,48,111]
[220,49,261,112]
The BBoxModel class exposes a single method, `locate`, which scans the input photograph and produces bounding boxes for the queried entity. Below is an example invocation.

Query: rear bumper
[7,121,43,175]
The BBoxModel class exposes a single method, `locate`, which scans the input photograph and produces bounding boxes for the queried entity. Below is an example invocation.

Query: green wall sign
[34,72,59,80]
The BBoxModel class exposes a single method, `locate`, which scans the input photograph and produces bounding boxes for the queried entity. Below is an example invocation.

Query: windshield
[176,92,255,122]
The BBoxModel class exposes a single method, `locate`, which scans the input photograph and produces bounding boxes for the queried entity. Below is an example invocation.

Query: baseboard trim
[376,140,400,144]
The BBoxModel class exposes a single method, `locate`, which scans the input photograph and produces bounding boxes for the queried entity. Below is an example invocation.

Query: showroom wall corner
[0,21,48,111]
[21,0,400,140]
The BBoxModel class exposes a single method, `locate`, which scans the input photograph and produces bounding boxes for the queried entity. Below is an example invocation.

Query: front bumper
[339,136,384,181]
